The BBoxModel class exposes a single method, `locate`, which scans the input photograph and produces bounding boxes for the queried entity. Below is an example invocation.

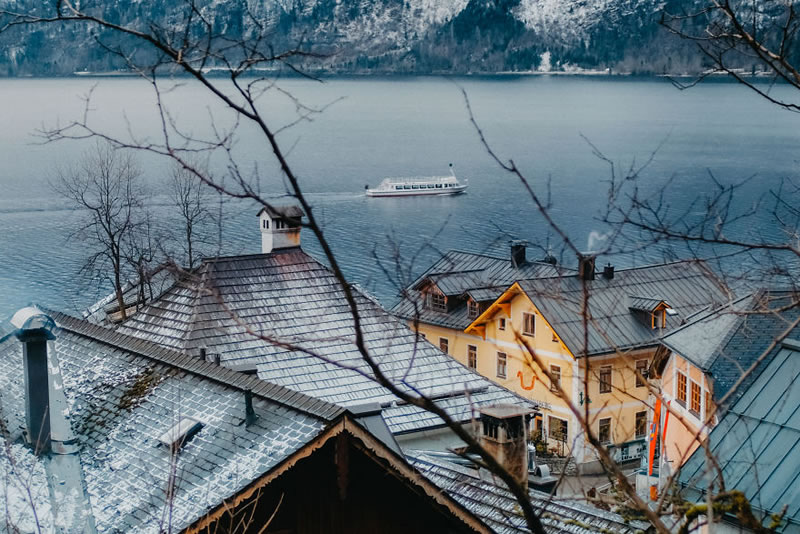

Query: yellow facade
[413,284,656,470]
[660,353,715,467]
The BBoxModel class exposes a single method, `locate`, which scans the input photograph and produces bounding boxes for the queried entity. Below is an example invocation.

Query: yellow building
[394,247,728,473]
[656,290,793,471]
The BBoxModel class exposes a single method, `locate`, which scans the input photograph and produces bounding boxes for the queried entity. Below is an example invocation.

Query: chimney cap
[256,205,305,220]
[10,306,57,340]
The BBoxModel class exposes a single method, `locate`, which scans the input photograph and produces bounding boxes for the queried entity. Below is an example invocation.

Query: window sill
[676,400,686,408]
[497,374,507,379]
[522,332,535,337]
[689,409,700,418]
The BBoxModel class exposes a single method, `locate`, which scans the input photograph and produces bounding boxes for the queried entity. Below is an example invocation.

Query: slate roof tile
[394,250,567,330]
[517,261,729,356]
[0,312,335,533]
[114,249,536,434]
[662,290,800,406]
[678,340,800,532]
[408,452,650,534]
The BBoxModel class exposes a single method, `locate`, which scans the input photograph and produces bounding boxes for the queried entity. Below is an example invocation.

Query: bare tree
[4,1,799,533]
[52,141,149,321]
[169,161,216,269]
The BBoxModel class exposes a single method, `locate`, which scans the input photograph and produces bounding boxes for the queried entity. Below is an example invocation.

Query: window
[262,219,269,229]
[550,365,561,392]
[496,352,507,378]
[599,366,612,393]
[425,287,447,313]
[549,416,568,442]
[598,417,611,444]
[690,381,701,415]
[677,371,687,405]
[482,420,499,439]
[651,309,666,329]
[498,317,506,331]
[522,312,535,336]
[467,345,477,369]
[467,299,479,319]
[636,359,648,388]
[439,338,449,354]
[635,411,647,438]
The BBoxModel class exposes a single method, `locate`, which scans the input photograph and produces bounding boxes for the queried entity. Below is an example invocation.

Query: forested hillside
[0,0,733,75]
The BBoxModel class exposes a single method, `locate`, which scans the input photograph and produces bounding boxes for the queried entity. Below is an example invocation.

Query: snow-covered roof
[0,311,339,533]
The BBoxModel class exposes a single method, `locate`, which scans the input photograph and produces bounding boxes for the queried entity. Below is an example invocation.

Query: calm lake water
[0,76,798,318]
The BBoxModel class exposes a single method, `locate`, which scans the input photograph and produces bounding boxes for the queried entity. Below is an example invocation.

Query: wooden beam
[472,325,486,340]
[498,303,511,317]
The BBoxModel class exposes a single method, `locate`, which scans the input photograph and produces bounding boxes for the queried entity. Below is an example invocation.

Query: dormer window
[628,296,672,330]
[424,286,447,313]
[262,219,269,229]
[652,308,667,329]
[467,299,479,319]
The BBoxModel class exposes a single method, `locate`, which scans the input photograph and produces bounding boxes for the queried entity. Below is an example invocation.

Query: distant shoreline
[56,68,780,81]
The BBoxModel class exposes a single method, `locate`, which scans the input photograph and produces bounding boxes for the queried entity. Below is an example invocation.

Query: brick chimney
[479,404,534,490]
[510,240,527,269]
[258,205,304,254]
[10,306,58,454]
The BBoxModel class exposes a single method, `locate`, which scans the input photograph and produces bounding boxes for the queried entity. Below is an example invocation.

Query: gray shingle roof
[394,250,566,330]
[0,312,334,533]
[517,261,729,357]
[257,204,305,219]
[115,249,536,435]
[662,290,800,406]
[678,339,800,533]
[407,452,650,534]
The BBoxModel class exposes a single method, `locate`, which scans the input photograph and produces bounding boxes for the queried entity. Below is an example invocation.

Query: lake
[0,75,798,318]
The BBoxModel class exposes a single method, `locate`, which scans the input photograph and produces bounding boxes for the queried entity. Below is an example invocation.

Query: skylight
[158,417,203,449]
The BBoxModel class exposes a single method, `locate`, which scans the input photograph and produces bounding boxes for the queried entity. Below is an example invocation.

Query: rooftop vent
[158,417,203,450]
[603,263,615,279]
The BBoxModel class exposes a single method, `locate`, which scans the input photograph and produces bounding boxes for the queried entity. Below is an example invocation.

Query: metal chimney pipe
[11,307,57,455]
[244,389,258,427]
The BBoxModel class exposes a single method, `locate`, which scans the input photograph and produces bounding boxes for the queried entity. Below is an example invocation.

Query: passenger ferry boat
[365,164,468,197]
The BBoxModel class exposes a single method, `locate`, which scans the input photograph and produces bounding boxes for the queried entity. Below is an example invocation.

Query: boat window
[428,184,434,188]
[436,184,442,188]
[395,186,402,190]
[403,185,411,189]
[412,185,419,189]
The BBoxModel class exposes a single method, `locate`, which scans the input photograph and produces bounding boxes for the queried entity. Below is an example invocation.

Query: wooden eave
[183,414,491,534]
[464,282,521,338]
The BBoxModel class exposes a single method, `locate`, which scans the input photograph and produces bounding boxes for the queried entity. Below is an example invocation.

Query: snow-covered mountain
[0,0,702,75]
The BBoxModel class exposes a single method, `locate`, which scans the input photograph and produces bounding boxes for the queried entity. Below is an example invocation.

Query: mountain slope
[0,0,708,75]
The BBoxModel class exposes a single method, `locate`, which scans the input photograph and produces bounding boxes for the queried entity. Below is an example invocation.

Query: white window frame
[496,352,507,378]
[522,312,535,336]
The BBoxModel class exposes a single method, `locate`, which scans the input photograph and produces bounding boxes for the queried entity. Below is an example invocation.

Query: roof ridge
[201,248,303,263]
[44,309,345,422]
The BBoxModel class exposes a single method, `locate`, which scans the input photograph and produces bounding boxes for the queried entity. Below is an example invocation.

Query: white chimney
[258,205,304,254]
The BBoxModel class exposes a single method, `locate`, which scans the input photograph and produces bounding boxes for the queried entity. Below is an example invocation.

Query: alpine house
[100,205,535,452]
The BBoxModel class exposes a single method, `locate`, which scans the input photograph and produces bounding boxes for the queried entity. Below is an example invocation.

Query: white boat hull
[365,184,468,197]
